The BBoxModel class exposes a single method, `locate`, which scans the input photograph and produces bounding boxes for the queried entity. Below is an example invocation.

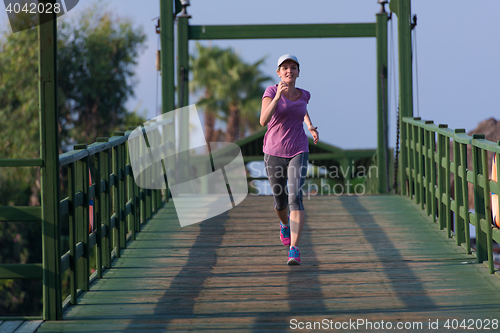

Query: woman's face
[277,60,300,84]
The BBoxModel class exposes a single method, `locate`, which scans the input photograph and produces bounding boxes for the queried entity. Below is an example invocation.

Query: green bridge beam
[188,23,376,40]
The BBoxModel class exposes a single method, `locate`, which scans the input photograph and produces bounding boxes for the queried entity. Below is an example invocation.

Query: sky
[1,0,499,150]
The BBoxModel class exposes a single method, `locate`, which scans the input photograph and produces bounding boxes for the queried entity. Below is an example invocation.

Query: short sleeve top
[262,85,311,158]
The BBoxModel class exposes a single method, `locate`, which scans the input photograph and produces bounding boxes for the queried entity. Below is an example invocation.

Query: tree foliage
[57,3,147,147]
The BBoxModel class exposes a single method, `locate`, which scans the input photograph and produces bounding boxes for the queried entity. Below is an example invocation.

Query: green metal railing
[0,128,164,321]
[402,117,500,274]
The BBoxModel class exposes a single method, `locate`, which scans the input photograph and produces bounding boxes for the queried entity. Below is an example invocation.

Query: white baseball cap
[277,54,299,68]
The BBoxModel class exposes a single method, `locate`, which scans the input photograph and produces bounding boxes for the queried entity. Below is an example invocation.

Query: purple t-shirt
[262,85,310,158]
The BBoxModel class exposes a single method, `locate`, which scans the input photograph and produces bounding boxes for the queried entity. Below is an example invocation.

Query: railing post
[39,0,62,320]
[112,138,121,257]
[125,135,136,241]
[97,137,112,269]
[406,120,414,199]
[376,1,389,193]
[74,143,90,292]
[412,118,421,204]
[437,125,448,231]
[480,148,494,273]
[428,123,437,221]
[417,124,425,210]
[424,121,433,217]
[472,134,487,263]
[114,132,127,248]
[453,130,466,245]
[459,139,471,254]
[127,126,142,233]
[94,142,103,278]
[67,162,77,305]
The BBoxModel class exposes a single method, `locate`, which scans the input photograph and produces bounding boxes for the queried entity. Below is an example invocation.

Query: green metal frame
[402,117,500,274]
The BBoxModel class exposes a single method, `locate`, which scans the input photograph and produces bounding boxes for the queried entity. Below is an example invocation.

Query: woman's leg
[287,153,309,247]
[264,154,289,225]
[290,210,305,247]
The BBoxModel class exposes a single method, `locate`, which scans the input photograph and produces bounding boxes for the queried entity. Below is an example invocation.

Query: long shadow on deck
[338,195,437,311]
[125,209,229,331]
[249,209,329,332]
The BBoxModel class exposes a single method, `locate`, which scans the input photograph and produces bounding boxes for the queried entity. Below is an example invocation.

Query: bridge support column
[390,0,414,195]
[376,2,389,194]
[160,0,175,201]
[39,1,62,320]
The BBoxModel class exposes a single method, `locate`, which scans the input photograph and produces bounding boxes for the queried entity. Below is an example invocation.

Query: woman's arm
[260,82,288,126]
[260,97,278,126]
[304,111,319,144]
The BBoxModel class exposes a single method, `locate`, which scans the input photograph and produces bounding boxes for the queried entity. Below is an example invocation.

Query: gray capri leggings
[264,152,309,212]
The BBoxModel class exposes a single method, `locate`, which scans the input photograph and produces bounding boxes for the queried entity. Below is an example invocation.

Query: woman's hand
[309,126,319,145]
[275,81,288,100]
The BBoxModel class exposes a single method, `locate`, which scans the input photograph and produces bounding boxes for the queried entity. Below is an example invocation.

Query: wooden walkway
[37,195,500,332]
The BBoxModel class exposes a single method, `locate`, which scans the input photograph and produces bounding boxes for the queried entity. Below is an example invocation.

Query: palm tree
[190,43,225,142]
[191,43,271,143]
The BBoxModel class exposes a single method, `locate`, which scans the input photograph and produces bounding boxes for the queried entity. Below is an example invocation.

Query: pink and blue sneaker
[280,218,290,246]
[287,246,300,265]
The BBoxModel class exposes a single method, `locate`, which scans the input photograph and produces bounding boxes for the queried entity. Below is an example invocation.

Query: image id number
[6,2,62,14]
[444,318,498,330]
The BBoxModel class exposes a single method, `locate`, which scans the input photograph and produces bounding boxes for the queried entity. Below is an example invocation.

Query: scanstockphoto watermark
[4,0,80,33]
[249,164,379,197]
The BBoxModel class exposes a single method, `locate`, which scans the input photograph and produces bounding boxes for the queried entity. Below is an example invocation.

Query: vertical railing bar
[67,162,77,304]
[412,119,421,205]
[424,126,432,216]
[429,127,437,221]
[418,126,425,209]
[437,128,445,230]
[140,130,147,226]
[96,138,112,269]
[444,127,452,237]
[406,120,414,198]
[112,142,121,257]
[115,132,127,249]
[94,151,103,279]
[480,148,494,273]
[74,144,89,291]
[472,134,487,263]
[453,130,465,245]
[126,138,136,241]
[128,127,141,234]
[460,142,471,254]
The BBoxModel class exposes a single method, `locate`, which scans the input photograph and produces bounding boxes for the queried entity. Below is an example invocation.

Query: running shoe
[280,217,291,246]
[287,246,300,265]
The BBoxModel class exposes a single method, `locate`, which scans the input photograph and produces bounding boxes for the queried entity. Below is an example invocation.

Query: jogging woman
[260,54,319,265]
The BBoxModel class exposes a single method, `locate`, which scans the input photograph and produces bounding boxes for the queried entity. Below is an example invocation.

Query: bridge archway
[160,1,397,194]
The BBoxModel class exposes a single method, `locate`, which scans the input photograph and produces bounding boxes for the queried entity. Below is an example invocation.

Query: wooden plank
[13,320,43,333]
[37,196,500,332]
[0,321,23,333]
